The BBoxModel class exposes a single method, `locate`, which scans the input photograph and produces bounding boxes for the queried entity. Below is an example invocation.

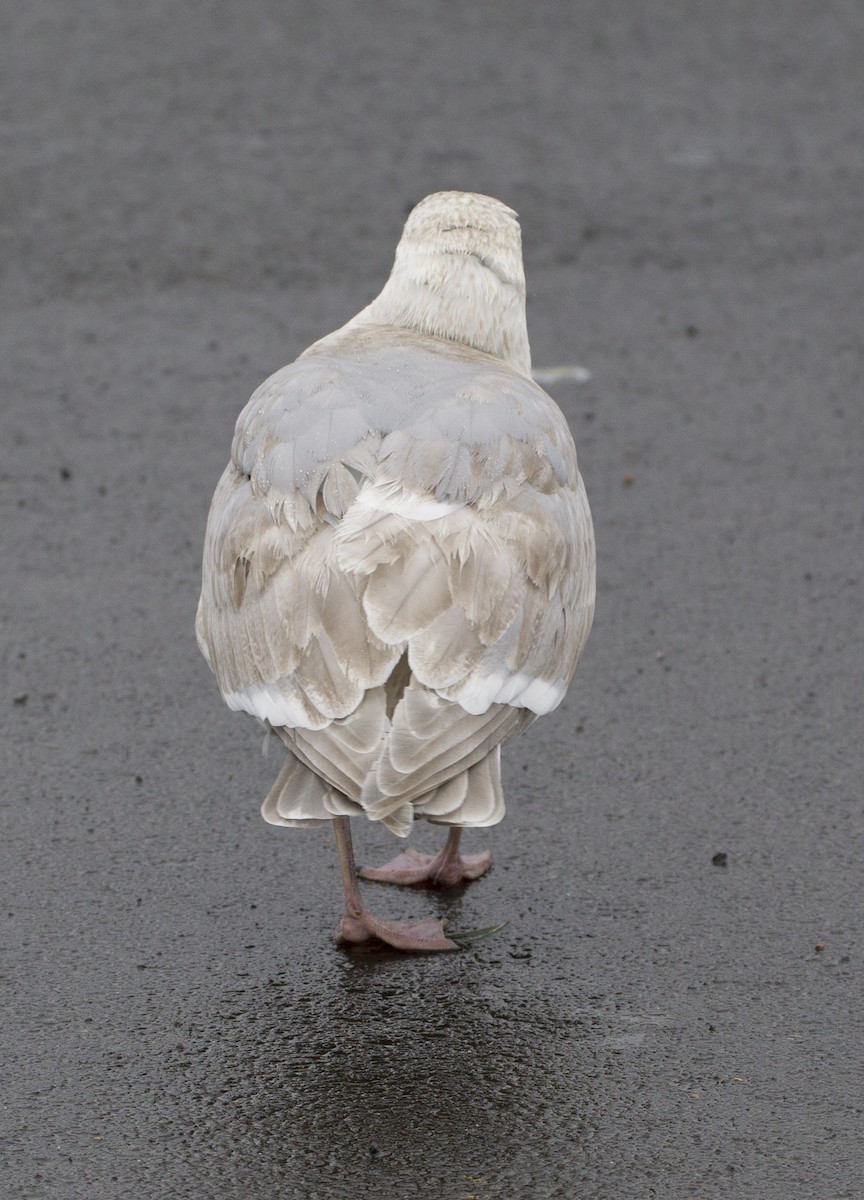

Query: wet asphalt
[2,2,863,1197]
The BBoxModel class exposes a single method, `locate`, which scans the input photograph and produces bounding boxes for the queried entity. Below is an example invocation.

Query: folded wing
[196,330,596,833]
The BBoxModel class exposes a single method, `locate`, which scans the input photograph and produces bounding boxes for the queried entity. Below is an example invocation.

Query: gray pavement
[2,2,862,1197]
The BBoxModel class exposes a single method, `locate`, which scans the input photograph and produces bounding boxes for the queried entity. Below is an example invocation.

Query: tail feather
[261,750,412,836]
[261,752,355,826]
[413,747,505,828]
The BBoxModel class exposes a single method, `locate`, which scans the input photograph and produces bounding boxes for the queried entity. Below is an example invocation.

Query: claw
[446,921,509,947]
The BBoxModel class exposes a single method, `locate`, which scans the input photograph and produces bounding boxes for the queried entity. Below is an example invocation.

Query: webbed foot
[360,845,492,887]
[336,910,457,952]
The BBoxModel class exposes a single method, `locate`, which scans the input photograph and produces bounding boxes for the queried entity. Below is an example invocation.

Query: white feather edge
[446,669,567,716]
[351,478,465,521]
[224,684,314,727]
[225,670,565,729]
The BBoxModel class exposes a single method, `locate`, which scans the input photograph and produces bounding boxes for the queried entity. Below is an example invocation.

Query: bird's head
[348,191,532,376]
[396,191,526,293]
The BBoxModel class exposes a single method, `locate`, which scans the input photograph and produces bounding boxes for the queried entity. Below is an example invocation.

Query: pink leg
[360,826,492,888]
[332,817,457,952]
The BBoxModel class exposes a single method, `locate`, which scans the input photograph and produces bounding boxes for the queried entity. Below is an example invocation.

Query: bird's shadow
[157,936,602,1189]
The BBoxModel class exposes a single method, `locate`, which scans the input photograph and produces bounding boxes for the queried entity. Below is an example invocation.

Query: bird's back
[197,324,594,836]
[198,195,595,839]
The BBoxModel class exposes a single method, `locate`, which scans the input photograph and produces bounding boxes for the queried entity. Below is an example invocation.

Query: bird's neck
[339,246,532,377]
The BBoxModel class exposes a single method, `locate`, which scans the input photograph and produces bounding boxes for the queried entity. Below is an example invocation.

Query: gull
[196,191,595,952]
